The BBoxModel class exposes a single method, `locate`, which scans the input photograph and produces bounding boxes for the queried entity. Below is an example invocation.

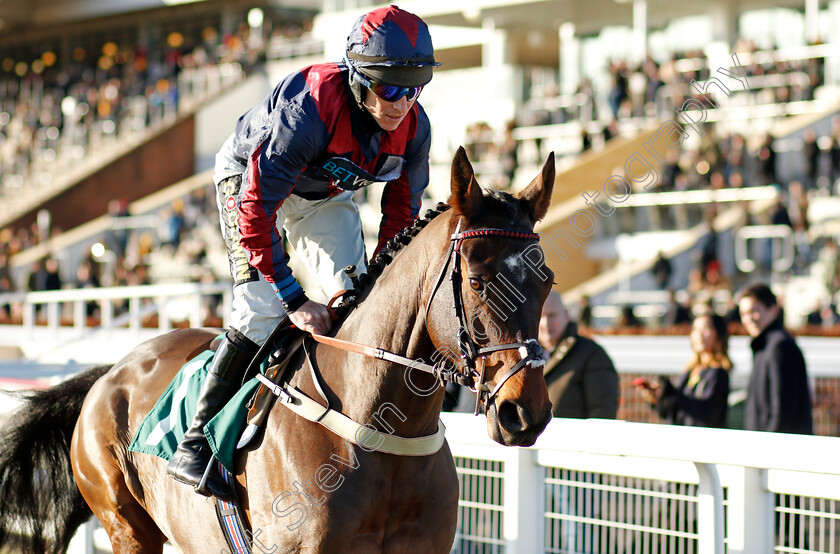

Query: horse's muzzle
[486,399,551,446]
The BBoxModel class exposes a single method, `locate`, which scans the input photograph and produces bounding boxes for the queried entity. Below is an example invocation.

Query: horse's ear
[448,146,483,219]
[517,152,555,222]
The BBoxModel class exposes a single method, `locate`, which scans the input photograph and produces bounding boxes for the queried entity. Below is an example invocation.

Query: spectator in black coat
[636,313,731,427]
[803,129,820,189]
[738,283,812,434]
[757,132,777,185]
[661,289,692,327]
[651,251,672,290]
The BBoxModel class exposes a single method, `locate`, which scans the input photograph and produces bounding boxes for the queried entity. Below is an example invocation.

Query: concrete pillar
[559,22,580,96]
[827,1,840,84]
[632,0,647,64]
[709,2,739,47]
[482,17,510,68]
[805,0,820,43]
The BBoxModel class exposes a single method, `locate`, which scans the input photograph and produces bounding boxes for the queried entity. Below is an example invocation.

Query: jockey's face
[363,88,415,132]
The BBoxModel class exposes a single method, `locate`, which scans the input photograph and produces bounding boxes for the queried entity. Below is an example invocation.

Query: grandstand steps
[561,193,778,319]
[764,96,840,187]
[536,127,658,292]
[552,92,840,322]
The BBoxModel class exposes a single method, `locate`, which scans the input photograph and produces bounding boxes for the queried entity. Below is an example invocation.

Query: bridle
[423,219,545,413]
[310,218,545,415]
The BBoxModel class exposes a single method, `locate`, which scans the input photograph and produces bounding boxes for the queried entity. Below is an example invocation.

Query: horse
[0,147,556,553]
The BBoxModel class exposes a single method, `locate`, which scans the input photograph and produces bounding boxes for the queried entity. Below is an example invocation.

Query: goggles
[351,66,423,103]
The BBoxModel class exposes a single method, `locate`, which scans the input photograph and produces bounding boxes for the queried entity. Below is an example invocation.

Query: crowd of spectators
[525,37,825,133]
[0,13,311,197]
[463,36,832,187]
[0,183,223,324]
[0,10,318,322]
[3,15,839,335]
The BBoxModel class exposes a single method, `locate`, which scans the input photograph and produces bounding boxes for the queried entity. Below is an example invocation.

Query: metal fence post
[504,448,543,552]
[695,462,725,554]
[726,466,774,554]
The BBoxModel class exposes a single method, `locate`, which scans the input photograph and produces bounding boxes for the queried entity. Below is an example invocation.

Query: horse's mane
[351,189,523,301]
[351,201,450,300]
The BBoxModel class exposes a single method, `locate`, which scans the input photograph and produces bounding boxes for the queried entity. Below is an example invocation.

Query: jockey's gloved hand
[289,300,332,335]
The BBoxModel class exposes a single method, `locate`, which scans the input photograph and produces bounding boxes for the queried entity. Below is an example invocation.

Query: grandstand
[1,0,840,552]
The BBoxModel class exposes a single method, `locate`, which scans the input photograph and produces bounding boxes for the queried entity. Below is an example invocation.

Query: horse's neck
[307,223,445,438]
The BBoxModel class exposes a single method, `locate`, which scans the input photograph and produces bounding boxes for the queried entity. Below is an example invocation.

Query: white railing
[442,413,840,554]
[0,283,232,363]
[0,282,230,334]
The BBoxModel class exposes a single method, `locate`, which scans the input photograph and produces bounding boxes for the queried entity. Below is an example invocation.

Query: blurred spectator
[159,200,186,251]
[580,129,592,152]
[574,78,597,122]
[830,117,840,185]
[577,295,593,328]
[770,196,793,227]
[819,238,840,298]
[0,251,12,319]
[662,289,692,328]
[74,256,101,317]
[806,299,840,328]
[802,129,820,189]
[757,133,777,186]
[651,251,672,290]
[607,61,629,119]
[722,296,741,326]
[497,120,519,189]
[27,256,62,292]
[106,198,131,258]
[464,122,494,163]
[738,283,812,434]
[659,150,681,192]
[616,304,643,329]
[635,313,731,427]
[787,181,810,270]
[697,211,719,279]
[539,290,619,419]
[26,256,62,318]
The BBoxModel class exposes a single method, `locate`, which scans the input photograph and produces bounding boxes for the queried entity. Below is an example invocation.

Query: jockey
[167,5,440,498]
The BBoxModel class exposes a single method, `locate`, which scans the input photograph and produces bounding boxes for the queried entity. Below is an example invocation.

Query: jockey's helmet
[345,6,440,108]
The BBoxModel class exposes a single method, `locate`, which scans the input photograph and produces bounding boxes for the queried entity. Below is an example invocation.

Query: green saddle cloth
[128,339,267,472]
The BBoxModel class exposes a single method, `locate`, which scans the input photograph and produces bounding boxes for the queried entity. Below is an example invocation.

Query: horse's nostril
[498,400,531,433]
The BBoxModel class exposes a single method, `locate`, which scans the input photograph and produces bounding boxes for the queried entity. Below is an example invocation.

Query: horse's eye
[469,277,484,292]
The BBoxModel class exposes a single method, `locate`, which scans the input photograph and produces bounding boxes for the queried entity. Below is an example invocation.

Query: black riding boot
[166,329,258,499]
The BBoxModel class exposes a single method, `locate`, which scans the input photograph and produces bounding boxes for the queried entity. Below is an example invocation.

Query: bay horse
[0,147,555,553]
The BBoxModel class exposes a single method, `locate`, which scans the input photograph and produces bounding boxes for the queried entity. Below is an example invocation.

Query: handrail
[615,185,778,207]
[0,281,231,336]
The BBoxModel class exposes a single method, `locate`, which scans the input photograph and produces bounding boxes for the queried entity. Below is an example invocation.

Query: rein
[310,220,545,415]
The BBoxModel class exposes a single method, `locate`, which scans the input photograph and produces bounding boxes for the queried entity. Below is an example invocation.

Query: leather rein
[310,219,545,415]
